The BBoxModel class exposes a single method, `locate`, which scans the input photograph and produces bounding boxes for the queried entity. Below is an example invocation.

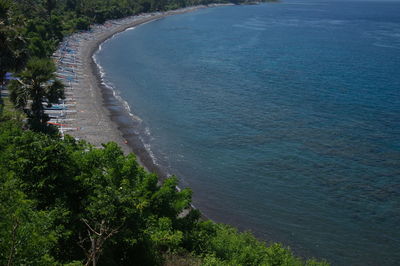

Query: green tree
[73,142,194,265]
[72,142,144,265]
[75,16,90,30]
[0,0,12,84]
[9,57,64,132]
[0,173,60,266]
[45,0,57,19]
[0,0,27,85]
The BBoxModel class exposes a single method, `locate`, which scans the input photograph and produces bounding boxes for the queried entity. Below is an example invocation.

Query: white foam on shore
[89,15,177,170]
[144,126,152,137]
[108,18,159,41]
[143,142,159,166]
[93,47,161,169]
[93,53,142,123]
[124,26,136,32]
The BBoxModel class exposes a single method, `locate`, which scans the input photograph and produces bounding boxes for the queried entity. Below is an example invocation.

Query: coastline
[54,5,230,178]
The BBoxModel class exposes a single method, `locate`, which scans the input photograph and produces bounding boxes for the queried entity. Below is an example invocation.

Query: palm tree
[9,57,64,132]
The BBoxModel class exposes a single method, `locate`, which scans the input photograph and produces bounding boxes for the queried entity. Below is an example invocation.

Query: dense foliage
[0,120,328,265]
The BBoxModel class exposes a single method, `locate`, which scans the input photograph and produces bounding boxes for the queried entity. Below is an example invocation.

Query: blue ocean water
[95,1,400,265]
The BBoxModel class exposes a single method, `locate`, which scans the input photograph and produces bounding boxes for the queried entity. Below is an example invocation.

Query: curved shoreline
[57,5,229,178]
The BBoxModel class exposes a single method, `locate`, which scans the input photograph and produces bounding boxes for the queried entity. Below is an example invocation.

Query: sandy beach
[52,5,228,176]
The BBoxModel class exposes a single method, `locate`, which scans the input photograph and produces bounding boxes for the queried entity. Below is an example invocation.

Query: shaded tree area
[0,0,27,85]
[0,121,329,265]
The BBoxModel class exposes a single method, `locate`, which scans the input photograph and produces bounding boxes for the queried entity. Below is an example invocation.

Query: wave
[233,24,266,31]
[91,51,165,170]
[124,26,137,32]
[93,53,143,123]
[95,58,160,169]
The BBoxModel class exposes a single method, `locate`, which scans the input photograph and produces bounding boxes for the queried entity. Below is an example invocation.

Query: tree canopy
[0,121,329,265]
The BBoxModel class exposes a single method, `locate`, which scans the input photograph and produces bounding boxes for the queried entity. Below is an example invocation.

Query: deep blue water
[96,1,400,265]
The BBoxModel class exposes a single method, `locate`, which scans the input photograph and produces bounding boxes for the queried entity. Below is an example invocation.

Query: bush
[75,17,91,31]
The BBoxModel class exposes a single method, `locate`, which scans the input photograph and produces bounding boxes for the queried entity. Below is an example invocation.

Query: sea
[94,1,400,265]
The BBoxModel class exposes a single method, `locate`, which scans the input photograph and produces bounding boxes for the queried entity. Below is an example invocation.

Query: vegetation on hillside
[1,0,328,265]
[0,120,329,265]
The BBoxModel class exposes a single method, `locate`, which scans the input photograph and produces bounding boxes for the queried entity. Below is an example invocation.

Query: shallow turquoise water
[96,1,400,264]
